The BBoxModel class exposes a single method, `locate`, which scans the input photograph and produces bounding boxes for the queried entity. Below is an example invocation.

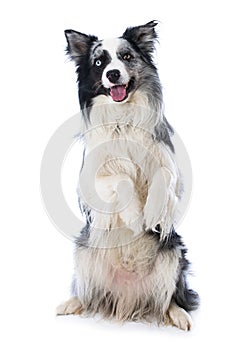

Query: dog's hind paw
[166,303,193,331]
[56,297,83,316]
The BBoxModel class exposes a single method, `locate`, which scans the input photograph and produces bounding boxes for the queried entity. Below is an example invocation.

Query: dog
[56,21,199,331]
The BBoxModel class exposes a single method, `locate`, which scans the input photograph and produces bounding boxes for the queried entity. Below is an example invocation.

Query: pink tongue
[110,85,127,102]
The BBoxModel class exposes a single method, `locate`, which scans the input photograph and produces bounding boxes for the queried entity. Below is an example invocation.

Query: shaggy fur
[57,21,199,331]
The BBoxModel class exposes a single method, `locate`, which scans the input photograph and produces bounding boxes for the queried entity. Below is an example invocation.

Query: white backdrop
[1,0,233,349]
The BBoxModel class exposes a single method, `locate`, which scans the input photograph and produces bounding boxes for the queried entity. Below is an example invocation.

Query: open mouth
[109,78,135,102]
[110,84,128,102]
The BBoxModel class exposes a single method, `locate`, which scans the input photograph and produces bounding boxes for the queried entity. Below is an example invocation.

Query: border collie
[57,21,199,331]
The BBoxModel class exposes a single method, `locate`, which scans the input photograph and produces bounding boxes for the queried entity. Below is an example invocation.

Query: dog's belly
[108,238,157,290]
[112,268,140,285]
[75,232,160,293]
[74,232,180,321]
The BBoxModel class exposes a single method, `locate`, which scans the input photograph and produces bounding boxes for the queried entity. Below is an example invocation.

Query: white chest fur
[79,94,181,241]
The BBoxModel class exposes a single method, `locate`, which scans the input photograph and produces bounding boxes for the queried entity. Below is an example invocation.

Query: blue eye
[95,59,102,67]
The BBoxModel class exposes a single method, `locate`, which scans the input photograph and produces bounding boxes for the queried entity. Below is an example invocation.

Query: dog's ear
[64,30,98,64]
[122,20,158,56]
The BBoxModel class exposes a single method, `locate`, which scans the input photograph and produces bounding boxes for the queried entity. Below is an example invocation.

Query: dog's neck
[82,91,163,134]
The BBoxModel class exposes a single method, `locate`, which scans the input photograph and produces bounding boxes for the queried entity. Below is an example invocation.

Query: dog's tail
[173,243,200,311]
[173,270,200,311]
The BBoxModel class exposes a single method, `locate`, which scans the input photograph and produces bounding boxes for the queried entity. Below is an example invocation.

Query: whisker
[93,80,104,94]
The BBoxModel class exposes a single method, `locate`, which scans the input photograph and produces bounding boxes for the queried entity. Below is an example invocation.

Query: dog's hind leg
[56,297,83,316]
[166,302,192,331]
[158,229,199,330]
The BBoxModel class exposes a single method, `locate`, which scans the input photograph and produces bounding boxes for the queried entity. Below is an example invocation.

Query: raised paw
[56,297,83,316]
[166,303,193,331]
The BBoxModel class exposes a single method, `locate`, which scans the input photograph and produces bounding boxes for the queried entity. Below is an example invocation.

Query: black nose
[106,69,120,84]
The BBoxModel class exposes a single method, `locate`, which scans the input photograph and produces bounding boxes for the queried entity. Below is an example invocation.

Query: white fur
[71,93,183,323]
[72,230,180,322]
[167,303,193,331]
[56,296,82,315]
[78,93,180,237]
[101,38,130,88]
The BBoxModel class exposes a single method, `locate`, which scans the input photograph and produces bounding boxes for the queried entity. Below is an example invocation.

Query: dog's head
[65,21,159,108]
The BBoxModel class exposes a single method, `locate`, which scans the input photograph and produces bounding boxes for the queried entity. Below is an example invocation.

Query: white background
[1,0,233,349]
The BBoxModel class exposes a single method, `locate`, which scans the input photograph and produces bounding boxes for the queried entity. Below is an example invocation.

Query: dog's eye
[95,59,102,67]
[123,53,132,61]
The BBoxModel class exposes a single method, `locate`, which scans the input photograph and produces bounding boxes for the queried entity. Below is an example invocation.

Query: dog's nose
[106,69,120,84]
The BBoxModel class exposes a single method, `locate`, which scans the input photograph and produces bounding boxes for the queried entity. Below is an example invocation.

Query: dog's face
[91,38,136,102]
[65,21,158,107]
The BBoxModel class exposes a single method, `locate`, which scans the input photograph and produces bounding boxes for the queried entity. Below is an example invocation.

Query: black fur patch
[157,227,200,311]
[77,49,110,112]
[64,30,109,112]
[75,222,90,248]
[155,117,175,153]
[122,20,158,64]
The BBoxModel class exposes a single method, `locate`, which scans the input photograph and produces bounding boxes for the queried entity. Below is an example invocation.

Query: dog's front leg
[144,166,179,239]
[95,174,143,235]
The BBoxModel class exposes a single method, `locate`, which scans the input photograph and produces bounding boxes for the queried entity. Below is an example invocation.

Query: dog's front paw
[119,196,144,236]
[56,297,83,316]
[166,303,193,331]
[144,200,165,233]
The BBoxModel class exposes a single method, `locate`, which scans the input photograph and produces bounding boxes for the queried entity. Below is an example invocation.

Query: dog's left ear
[122,20,158,56]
